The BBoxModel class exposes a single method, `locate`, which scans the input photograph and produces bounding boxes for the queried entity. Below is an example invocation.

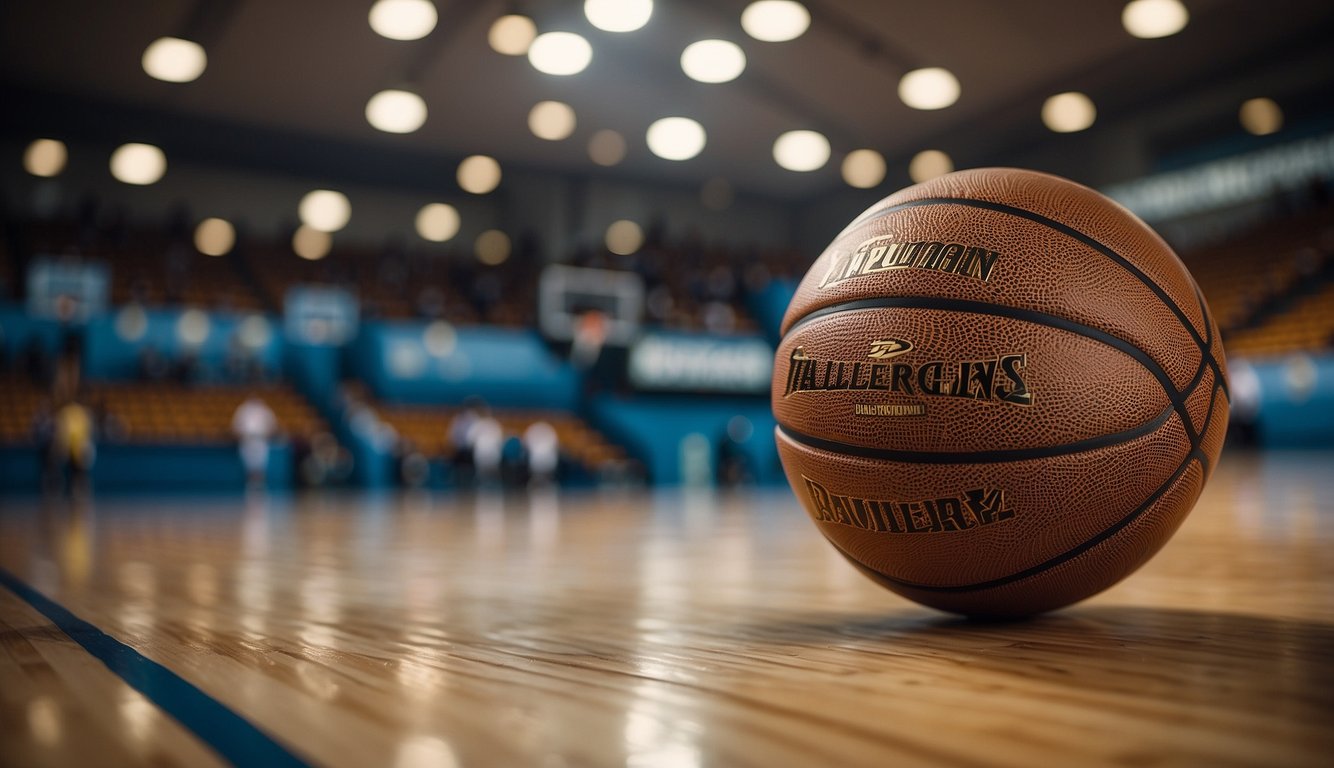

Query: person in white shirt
[468,415,503,487]
[232,395,276,487]
[523,421,559,487]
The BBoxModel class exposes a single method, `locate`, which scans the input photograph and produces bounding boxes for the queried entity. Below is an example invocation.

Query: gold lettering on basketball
[819,236,1001,289]
[783,342,1034,407]
[802,476,1015,534]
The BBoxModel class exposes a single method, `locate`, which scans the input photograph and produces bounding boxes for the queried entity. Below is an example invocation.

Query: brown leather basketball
[773,168,1228,618]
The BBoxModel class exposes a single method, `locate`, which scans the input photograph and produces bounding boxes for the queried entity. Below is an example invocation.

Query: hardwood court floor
[2,451,1332,767]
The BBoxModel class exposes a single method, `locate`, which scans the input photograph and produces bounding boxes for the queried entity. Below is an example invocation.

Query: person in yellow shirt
[51,399,95,493]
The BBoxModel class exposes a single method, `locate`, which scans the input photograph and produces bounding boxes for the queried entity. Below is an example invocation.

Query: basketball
[773,168,1230,618]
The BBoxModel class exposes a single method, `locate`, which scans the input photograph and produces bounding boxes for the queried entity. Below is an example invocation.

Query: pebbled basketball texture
[773,168,1228,618]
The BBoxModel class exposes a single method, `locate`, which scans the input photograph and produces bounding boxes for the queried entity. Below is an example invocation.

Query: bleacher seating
[372,401,626,473]
[1182,204,1334,357]
[0,377,324,446]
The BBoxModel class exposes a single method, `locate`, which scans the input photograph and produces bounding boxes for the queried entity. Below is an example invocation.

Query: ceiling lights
[773,130,830,172]
[1239,98,1283,136]
[908,150,953,183]
[292,225,332,260]
[457,155,502,194]
[605,220,644,255]
[529,101,577,141]
[110,143,166,185]
[584,0,653,33]
[194,218,236,256]
[899,67,960,110]
[588,129,627,166]
[366,89,427,134]
[528,32,592,76]
[416,203,460,242]
[741,1,810,43]
[681,40,746,84]
[475,230,511,265]
[24,139,67,177]
[369,0,438,41]
[646,117,706,161]
[841,149,886,188]
[488,14,536,55]
[1042,92,1097,133]
[142,37,207,83]
[1121,0,1189,39]
[298,190,351,232]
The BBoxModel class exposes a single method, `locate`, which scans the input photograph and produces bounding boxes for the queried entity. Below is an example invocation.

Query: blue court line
[0,567,312,768]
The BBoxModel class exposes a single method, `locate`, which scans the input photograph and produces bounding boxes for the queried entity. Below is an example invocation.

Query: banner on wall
[284,285,359,346]
[628,333,773,395]
[26,258,109,322]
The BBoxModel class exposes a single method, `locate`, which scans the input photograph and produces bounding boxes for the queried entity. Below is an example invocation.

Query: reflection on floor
[2,450,1332,767]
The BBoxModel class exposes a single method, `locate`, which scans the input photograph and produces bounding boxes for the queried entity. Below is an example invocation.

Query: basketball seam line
[776,402,1173,464]
[820,452,1199,594]
[830,196,1211,353]
[780,296,1195,448]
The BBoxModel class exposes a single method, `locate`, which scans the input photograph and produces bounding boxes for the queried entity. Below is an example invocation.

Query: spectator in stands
[523,420,559,487]
[467,411,504,488]
[232,394,277,488]
[447,397,484,478]
[50,397,95,495]
[1229,360,1262,448]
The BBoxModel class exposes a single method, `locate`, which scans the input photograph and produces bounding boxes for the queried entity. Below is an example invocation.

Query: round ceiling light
[605,220,644,255]
[741,1,810,43]
[194,218,236,256]
[110,143,166,185]
[841,149,886,188]
[898,67,960,110]
[646,117,706,161]
[588,129,627,166]
[293,225,332,261]
[365,89,427,133]
[457,155,502,194]
[773,130,830,172]
[369,0,438,41]
[1239,98,1283,136]
[488,14,537,55]
[528,32,593,76]
[529,101,577,141]
[24,139,67,177]
[1042,92,1097,133]
[1121,0,1189,39]
[142,37,207,83]
[681,40,746,84]
[416,203,460,242]
[908,149,953,183]
[298,190,351,232]
[584,0,653,32]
